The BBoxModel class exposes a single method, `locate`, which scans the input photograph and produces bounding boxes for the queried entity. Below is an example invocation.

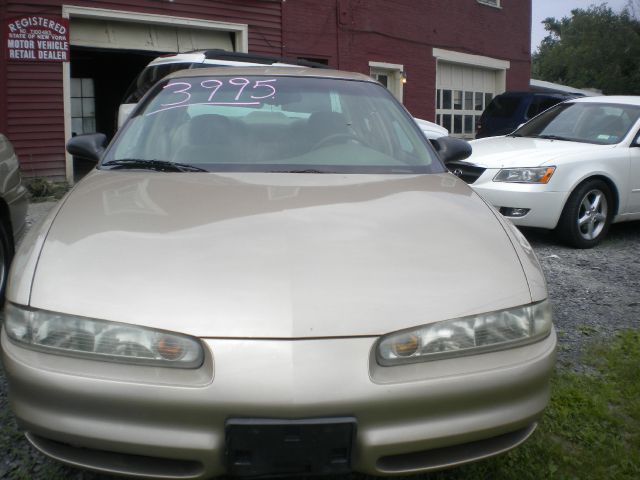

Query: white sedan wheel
[557,179,613,249]
[577,189,608,241]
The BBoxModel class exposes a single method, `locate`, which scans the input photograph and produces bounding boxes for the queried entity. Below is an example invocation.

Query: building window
[477,0,500,8]
[71,78,96,136]
[371,71,389,88]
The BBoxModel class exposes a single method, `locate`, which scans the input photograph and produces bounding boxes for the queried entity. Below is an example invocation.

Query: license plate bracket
[225,417,356,477]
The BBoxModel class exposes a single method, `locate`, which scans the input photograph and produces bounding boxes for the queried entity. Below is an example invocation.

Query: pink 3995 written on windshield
[146,77,278,115]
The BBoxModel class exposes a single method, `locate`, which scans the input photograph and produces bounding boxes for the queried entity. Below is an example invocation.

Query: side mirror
[66,133,108,163]
[429,136,472,164]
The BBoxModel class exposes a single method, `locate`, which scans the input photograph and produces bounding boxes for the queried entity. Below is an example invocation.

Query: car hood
[27,170,533,338]
[468,136,616,168]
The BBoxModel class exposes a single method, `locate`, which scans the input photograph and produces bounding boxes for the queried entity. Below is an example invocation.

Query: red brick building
[282,0,531,139]
[1,0,530,181]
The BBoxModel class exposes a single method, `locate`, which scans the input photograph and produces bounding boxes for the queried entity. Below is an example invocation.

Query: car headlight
[493,167,555,183]
[377,300,552,365]
[3,303,204,368]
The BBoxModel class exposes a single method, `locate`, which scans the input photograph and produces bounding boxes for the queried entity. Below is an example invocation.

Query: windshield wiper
[270,168,334,174]
[102,159,208,172]
[532,134,572,141]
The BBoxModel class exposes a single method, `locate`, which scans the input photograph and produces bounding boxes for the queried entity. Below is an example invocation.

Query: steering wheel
[311,133,364,151]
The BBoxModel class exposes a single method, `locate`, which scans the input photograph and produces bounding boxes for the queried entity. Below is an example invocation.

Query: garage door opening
[70,47,163,179]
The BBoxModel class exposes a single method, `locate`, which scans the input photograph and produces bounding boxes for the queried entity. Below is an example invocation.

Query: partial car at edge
[2,67,555,479]
[0,133,28,303]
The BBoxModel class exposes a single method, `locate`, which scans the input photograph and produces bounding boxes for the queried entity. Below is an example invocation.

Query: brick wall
[283,0,531,121]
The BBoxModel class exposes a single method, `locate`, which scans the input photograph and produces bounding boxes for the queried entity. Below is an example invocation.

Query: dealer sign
[5,16,70,62]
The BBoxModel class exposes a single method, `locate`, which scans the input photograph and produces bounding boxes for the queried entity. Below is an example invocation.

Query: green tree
[532,4,640,95]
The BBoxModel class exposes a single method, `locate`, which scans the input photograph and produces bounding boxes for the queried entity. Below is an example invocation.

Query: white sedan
[453,96,640,248]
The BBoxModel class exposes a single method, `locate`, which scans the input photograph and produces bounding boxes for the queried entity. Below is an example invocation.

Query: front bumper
[2,327,556,478]
[471,169,567,229]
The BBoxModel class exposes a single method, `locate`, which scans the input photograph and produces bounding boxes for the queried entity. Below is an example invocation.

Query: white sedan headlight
[493,167,555,184]
[4,303,204,368]
[377,300,552,365]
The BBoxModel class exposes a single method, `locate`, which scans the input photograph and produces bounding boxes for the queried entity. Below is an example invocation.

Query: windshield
[106,75,441,174]
[514,102,640,145]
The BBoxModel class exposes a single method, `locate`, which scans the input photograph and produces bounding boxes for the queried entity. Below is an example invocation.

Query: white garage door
[71,18,234,52]
[436,63,498,139]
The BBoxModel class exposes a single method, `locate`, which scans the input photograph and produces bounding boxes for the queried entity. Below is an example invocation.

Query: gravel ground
[522,222,640,370]
[0,200,638,479]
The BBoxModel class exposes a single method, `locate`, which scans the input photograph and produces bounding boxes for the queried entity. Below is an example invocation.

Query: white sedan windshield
[515,102,640,145]
[107,75,440,174]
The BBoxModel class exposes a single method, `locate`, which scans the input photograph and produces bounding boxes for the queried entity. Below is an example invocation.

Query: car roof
[495,91,579,98]
[569,95,640,106]
[148,50,329,69]
[163,66,375,83]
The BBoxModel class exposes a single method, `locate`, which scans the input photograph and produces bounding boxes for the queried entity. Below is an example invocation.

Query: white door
[436,63,498,139]
[628,141,640,214]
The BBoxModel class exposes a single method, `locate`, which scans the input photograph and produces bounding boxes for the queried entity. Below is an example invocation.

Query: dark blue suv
[475,91,581,138]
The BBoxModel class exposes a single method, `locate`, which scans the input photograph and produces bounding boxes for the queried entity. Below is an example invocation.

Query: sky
[531,0,630,52]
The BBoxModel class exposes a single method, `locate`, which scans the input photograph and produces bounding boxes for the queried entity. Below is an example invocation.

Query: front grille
[446,161,486,184]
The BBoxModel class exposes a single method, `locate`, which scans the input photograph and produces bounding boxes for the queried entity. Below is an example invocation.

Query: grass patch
[26,179,69,203]
[425,330,640,479]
